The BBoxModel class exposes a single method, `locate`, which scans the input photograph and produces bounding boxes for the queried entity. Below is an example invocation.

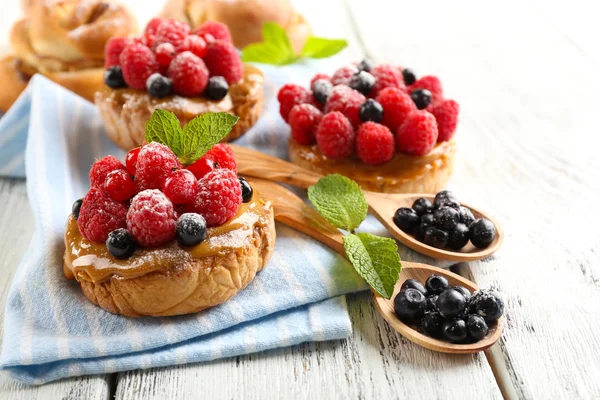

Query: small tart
[63,194,275,317]
[289,139,456,193]
[95,64,264,150]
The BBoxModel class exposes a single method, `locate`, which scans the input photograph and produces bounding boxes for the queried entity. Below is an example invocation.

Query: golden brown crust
[0,57,30,113]
[95,64,264,150]
[65,206,275,317]
[289,139,457,193]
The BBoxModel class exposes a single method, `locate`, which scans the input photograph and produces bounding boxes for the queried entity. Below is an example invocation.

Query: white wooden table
[1,0,599,398]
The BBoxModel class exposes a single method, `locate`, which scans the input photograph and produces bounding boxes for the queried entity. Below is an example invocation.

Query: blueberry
[433,190,457,208]
[410,88,432,110]
[104,66,126,88]
[425,274,449,295]
[359,99,384,123]
[72,198,83,220]
[442,318,468,342]
[426,295,438,312]
[454,286,472,302]
[400,279,427,296]
[421,312,444,338]
[470,218,497,248]
[106,228,136,259]
[418,213,435,239]
[393,207,420,234]
[467,314,489,341]
[205,76,229,100]
[356,59,374,72]
[239,177,253,203]
[459,206,476,227]
[349,71,376,95]
[412,197,433,216]
[394,288,427,322]
[448,223,470,250]
[176,213,207,247]
[469,289,504,323]
[312,79,333,104]
[146,73,172,97]
[436,288,467,318]
[402,68,416,85]
[437,198,461,211]
[434,206,459,231]
[423,226,449,248]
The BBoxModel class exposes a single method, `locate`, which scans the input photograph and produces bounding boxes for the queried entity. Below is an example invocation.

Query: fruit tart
[95,17,264,150]
[278,61,459,193]
[64,111,275,317]
[0,0,138,113]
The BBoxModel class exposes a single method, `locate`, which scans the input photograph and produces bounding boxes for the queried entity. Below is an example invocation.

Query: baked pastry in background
[0,0,137,113]
[159,0,311,52]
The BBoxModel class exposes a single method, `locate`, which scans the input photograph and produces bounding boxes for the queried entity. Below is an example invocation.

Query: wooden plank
[0,179,112,399]
[346,0,600,398]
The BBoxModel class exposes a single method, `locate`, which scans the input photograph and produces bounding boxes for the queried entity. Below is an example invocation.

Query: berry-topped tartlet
[278,61,459,193]
[95,17,264,150]
[64,111,275,317]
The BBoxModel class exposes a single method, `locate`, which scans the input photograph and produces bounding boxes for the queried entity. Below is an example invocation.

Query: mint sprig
[145,110,239,165]
[241,23,347,66]
[308,175,402,299]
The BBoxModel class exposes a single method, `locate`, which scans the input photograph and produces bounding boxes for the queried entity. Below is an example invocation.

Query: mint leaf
[179,112,239,164]
[343,233,402,299]
[307,174,368,232]
[242,23,297,65]
[301,37,348,59]
[144,109,183,155]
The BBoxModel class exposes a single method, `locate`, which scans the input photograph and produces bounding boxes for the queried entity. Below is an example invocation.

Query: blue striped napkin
[0,63,370,385]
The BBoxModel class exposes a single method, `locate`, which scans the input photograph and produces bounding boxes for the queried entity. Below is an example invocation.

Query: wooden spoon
[248,177,504,354]
[233,145,503,262]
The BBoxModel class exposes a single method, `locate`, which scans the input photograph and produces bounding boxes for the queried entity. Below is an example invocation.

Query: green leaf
[241,23,297,65]
[179,112,239,165]
[301,37,348,59]
[144,110,183,155]
[343,233,402,299]
[307,174,368,232]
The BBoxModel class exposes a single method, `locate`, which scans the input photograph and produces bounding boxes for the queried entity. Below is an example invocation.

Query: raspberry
[187,169,242,227]
[144,18,164,36]
[203,143,237,172]
[155,43,176,67]
[431,99,459,142]
[183,35,208,58]
[77,188,128,243]
[127,190,177,247]
[153,19,190,52]
[163,169,198,204]
[103,169,136,202]
[186,157,215,179]
[288,104,322,145]
[316,112,355,159]
[396,110,438,156]
[376,87,416,132]
[193,21,233,44]
[125,147,141,174]
[277,84,312,122]
[167,51,209,97]
[356,122,395,165]
[203,40,243,84]
[310,73,331,89]
[370,64,405,96]
[135,142,182,192]
[331,65,359,86]
[324,85,365,127]
[119,43,159,90]
[410,76,443,104]
[89,155,127,187]
[104,37,128,68]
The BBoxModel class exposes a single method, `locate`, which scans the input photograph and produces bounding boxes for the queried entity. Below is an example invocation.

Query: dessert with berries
[95,17,264,150]
[279,61,459,193]
[63,111,275,317]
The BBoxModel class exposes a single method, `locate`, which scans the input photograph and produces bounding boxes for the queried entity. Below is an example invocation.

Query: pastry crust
[159,0,311,53]
[95,64,264,150]
[289,139,457,193]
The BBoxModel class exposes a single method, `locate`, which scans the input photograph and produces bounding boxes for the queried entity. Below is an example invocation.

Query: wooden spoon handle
[231,144,322,189]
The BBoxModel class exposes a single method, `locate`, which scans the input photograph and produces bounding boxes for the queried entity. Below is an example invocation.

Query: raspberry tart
[63,111,275,317]
[279,61,459,193]
[95,18,264,150]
